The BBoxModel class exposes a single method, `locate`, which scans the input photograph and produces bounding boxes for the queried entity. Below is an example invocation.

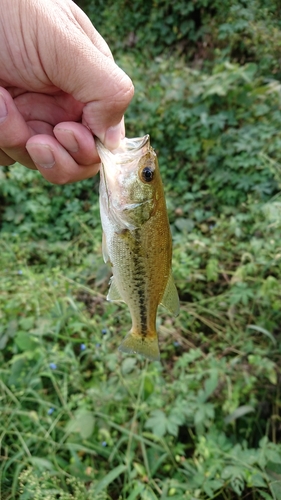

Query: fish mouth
[118,135,150,155]
[96,135,150,166]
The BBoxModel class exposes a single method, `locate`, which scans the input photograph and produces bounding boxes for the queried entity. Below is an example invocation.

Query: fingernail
[55,128,79,152]
[104,123,123,150]
[0,94,8,122]
[26,144,55,169]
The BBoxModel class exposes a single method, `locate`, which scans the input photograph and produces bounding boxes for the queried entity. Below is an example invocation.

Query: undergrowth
[1,0,281,498]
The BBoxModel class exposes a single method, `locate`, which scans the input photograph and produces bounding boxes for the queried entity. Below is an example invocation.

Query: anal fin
[160,272,180,316]
[107,276,124,302]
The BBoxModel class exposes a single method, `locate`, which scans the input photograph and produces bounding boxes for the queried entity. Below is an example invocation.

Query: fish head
[97,135,162,229]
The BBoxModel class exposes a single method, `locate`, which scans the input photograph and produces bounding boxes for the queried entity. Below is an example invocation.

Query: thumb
[38,2,134,149]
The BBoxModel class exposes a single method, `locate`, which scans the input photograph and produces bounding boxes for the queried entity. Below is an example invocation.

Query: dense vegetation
[1,0,281,498]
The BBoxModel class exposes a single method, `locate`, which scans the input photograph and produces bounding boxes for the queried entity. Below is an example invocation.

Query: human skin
[0,0,134,184]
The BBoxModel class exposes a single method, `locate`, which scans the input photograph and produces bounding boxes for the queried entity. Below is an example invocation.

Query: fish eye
[141,166,154,183]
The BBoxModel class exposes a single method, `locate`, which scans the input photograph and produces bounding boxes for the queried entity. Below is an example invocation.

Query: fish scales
[96,135,179,361]
[110,215,170,336]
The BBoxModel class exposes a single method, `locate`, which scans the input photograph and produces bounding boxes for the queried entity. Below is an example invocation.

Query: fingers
[53,122,97,162]
[1,0,134,152]
[37,2,134,149]
[14,91,84,125]
[0,88,37,168]
[26,122,101,184]
[0,150,15,167]
[0,87,101,182]
[0,0,135,185]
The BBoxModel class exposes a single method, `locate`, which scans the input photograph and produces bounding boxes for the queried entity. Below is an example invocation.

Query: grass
[1,189,281,499]
[1,31,281,497]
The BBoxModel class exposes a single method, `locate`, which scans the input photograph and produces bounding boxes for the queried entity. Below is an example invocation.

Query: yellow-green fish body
[96,135,179,361]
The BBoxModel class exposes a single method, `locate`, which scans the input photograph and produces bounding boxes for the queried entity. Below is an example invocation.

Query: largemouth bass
[96,135,179,361]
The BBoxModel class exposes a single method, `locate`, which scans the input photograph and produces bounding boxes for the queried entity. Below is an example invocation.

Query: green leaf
[206,258,219,281]
[203,479,224,497]
[121,357,137,374]
[224,405,255,424]
[141,488,159,500]
[66,410,95,440]
[166,420,179,437]
[194,406,205,426]
[143,375,154,399]
[126,483,145,500]
[247,324,277,346]
[14,332,37,352]
[145,408,183,438]
[145,410,167,437]
[0,333,9,350]
[174,218,194,232]
[250,473,267,488]
[231,476,244,495]
[95,464,127,494]
[19,317,34,331]
[258,492,273,500]
[29,457,53,470]
[265,449,281,465]
[204,371,219,400]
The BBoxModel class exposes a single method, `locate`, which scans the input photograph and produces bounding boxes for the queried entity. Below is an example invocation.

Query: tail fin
[118,332,160,361]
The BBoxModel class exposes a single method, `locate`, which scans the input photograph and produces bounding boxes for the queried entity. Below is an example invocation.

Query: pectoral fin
[160,273,180,316]
[107,276,124,302]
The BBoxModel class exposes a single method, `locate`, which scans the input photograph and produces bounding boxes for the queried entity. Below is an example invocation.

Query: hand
[0,0,134,183]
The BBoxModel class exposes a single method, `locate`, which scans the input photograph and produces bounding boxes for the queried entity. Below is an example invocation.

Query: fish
[96,135,179,361]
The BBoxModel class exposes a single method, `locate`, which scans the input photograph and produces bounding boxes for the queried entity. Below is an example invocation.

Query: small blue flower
[101,329,107,335]
[96,343,101,348]
[49,363,57,370]
[101,441,107,447]
[18,270,23,275]
[47,408,54,415]
[80,343,86,351]
[173,341,180,347]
